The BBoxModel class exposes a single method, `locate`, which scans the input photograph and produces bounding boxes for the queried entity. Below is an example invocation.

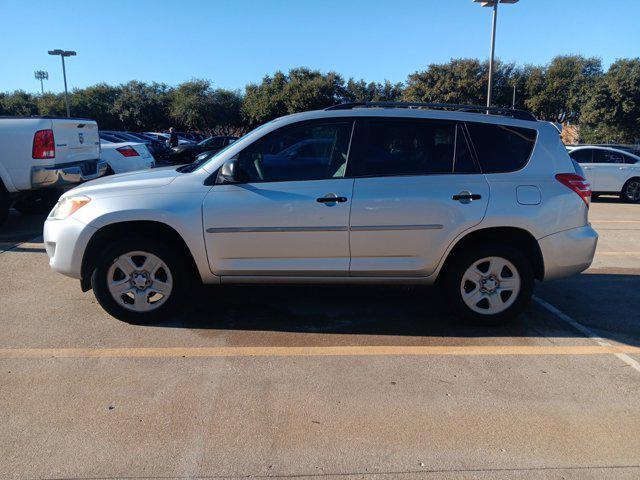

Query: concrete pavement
[0,199,639,479]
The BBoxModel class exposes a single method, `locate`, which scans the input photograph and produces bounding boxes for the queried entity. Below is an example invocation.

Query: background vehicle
[144,132,195,146]
[100,131,166,159]
[124,132,170,158]
[44,103,597,325]
[568,145,640,202]
[168,135,237,164]
[99,138,155,174]
[0,116,106,224]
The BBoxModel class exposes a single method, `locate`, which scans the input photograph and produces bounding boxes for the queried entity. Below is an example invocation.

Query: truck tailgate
[53,119,100,163]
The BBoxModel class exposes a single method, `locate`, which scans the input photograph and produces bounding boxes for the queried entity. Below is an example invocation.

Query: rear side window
[569,149,593,163]
[466,122,537,173]
[349,118,477,177]
[594,150,625,164]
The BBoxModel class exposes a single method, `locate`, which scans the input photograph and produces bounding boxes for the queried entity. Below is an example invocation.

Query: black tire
[444,244,534,325]
[621,178,640,203]
[0,182,10,226]
[91,236,191,324]
[13,189,61,215]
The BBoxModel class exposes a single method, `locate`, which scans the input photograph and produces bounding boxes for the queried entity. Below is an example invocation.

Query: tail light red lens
[32,129,55,159]
[556,173,592,207]
[116,146,140,157]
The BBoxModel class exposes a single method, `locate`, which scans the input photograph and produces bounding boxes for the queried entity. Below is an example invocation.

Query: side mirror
[217,158,248,184]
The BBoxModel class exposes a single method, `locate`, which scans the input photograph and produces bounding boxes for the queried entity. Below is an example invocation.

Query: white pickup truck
[0,116,107,225]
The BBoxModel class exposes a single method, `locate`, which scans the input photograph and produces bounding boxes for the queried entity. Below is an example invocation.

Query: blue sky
[2,0,639,94]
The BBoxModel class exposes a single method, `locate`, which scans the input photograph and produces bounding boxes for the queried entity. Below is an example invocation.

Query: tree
[0,90,39,116]
[169,79,216,131]
[523,55,602,122]
[580,58,640,143]
[37,92,67,117]
[342,79,404,103]
[112,81,169,131]
[208,89,244,135]
[242,68,345,127]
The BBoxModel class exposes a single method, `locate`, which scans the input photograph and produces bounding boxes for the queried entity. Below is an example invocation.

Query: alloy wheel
[106,251,173,312]
[460,256,521,315]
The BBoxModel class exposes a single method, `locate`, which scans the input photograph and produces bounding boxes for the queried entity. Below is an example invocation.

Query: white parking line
[533,296,640,373]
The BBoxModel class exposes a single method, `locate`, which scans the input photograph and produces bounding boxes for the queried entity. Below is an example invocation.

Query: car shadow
[152,273,640,347]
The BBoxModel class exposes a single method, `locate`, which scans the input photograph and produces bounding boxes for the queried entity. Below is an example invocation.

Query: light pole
[474,0,519,108]
[47,49,76,117]
[34,70,48,95]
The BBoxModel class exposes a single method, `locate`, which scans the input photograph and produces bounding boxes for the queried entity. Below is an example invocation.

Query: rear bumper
[32,159,107,189]
[539,225,598,281]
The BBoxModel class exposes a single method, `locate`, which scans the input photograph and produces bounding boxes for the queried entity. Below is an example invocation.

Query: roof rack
[324,102,537,121]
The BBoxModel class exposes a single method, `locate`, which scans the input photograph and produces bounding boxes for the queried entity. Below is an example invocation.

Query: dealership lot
[1,200,639,479]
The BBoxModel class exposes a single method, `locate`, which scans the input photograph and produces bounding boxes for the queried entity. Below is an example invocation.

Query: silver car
[44,103,598,324]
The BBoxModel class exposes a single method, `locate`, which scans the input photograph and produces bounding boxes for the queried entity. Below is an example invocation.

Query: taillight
[32,129,55,159]
[116,146,139,157]
[556,173,591,207]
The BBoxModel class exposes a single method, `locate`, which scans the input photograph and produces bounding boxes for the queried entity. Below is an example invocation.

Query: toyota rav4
[43,103,598,324]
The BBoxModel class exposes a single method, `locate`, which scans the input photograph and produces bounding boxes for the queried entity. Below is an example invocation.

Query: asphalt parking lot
[1,199,639,480]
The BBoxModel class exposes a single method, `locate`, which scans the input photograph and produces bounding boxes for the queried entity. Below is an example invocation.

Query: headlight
[50,195,91,220]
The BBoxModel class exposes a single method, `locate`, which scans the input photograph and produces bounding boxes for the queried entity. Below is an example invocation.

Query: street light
[34,70,48,95]
[474,0,519,108]
[47,49,76,117]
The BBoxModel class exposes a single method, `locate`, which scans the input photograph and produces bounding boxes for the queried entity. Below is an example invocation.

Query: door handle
[452,192,482,203]
[317,194,348,204]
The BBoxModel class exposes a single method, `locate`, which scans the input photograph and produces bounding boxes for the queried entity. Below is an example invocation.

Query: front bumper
[539,225,598,281]
[32,159,107,189]
[43,216,96,279]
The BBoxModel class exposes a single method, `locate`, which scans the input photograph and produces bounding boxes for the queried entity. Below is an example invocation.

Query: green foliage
[0,57,636,143]
[580,58,640,143]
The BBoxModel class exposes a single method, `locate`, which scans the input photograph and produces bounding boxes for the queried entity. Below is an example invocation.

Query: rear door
[52,119,100,164]
[347,118,489,277]
[592,149,627,191]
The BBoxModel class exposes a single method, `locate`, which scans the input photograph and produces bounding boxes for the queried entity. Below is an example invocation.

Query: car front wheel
[91,237,190,324]
[445,245,534,325]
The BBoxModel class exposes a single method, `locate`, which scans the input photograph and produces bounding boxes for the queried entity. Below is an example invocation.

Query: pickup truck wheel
[13,189,61,215]
[0,184,10,226]
[91,237,190,324]
[444,245,534,325]
[621,178,640,203]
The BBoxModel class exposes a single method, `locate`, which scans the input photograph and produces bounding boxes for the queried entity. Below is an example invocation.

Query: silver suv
[44,103,598,324]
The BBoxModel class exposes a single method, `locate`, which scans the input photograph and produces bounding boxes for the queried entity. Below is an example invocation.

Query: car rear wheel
[621,178,640,203]
[0,182,10,226]
[91,237,190,324]
[445,245,534,325]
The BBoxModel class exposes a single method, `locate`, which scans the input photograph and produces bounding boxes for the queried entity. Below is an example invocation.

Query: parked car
[43,102,597,325]
[144,132,195,146]
[100,131,167,159]
[0,116,106,224]
[99,138,155,174]
[168,136,237,164]
[124,132,170,158]
[567,146,640,202]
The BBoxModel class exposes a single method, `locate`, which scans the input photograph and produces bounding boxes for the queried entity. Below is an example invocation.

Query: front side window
[466,122,537,173]
[235,121,352,182]
[349,118,463,177]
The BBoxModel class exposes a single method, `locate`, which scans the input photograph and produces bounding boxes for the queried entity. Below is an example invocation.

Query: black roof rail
[324,102,537,121]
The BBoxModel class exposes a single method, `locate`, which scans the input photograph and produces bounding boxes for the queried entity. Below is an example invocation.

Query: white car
[99,139,155,174]
[44,103,597,325]
[567,146,640,202]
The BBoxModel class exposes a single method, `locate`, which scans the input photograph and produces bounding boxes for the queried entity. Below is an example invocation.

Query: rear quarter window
[466,122,537,173]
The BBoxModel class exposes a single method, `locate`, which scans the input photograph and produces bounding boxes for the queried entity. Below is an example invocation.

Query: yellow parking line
[596,252,640,256]
[0,345,639,359]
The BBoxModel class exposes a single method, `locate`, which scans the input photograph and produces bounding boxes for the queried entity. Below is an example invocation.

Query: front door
[592,149,629,192]
[347,119,489,277]
[202,120,354,276]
